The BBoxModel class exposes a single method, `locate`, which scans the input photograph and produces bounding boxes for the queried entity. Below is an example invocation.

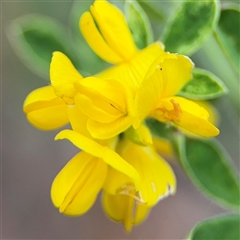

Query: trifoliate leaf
[161,0,220,55]
[179,68,228,100]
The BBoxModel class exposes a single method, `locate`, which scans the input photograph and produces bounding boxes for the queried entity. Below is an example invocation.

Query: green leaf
[161,0,220,55]
[145,118,174,140]
[215,6,240,73]
[136,1,181,40]
[136,0,165,21]
[188,214,240,240]
[179,68,228,100]
[7,14,79,79]
[124,1,154,49]
[175,135,240,208]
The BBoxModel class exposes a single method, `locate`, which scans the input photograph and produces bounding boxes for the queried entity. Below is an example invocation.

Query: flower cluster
[23,0,219,232]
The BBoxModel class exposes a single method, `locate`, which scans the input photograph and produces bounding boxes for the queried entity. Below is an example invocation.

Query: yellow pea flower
[74,76,136,139]
[51,129,143,217]
[55,130,141,192]
[152,100,220,157]
[24,50,138,139]
[51,151,108,216]
[23,85,69,130]
[23,51,84,131]
[80,0,165,92]
[102,139,176,232]
[102,191,150,233]
[22,0,222,231]
[136,53,220,137]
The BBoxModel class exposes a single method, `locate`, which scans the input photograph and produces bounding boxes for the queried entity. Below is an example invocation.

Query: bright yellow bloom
[23,51,83,130]
[152,100,220,157]
[24,50,138,139]
[51,151,107,215]
[74,77,136,139]
[23,85,68,130]
[80,0,165,92]
[136,53,220,137]
[102,138,176,232]
[55,130,141,190]
[22,0,221,232]
[51,130,143,216]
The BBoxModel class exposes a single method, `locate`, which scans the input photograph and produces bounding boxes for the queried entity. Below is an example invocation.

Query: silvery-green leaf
[175,135,240,209]
[161,0,220,55]
[125,0,154,49]
[188,214,240,240]
[215,6,240,73]
[7,14,79,79]
[179,68,228,100]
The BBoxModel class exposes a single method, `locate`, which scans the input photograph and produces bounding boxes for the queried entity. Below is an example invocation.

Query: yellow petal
[152,137,173,157]
[103,139,176,207]
[67,105,92,138]
[51,151,107,216]
[75,93,119,123]
[55,130,141,190]
[74,77,130,123]
[102,191,150,232]
[50,51,83,99]
[135,60,164,125]
[193,100,219,126]
[155,97,219,137]
[90,0,137,60]
[74,77,135,138]
[80,11,123,64]
[133,202,150,225]
[23,86,68,130]
[161,55,193,97]
[140,53,193,98]
[178,112,220,137]
[125,124,153,146]
[75,77,127,113]
[103,165,130,195]
[87,115,133,139]
[119,140,176,206]
[97,42,165,92]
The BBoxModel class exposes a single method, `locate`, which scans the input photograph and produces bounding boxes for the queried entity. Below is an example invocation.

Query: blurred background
[2,1,239,239]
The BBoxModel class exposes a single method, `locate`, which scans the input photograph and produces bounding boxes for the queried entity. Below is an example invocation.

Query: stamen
[155,99,182,122]
[118,184,145,204]
[169,99,182,122]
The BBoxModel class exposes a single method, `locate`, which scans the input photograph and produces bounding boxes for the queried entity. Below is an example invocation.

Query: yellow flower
[22,0,221,231]
[102,138,176,232]
[74,76,136,139]
[51,151,108,215]
[23,50,138,140]
[50,129,141,216]
[23,51,83,131]
[80,0,165,92]
[136,53,220,137]
[151,100,220,157]
[23,85,69,130]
